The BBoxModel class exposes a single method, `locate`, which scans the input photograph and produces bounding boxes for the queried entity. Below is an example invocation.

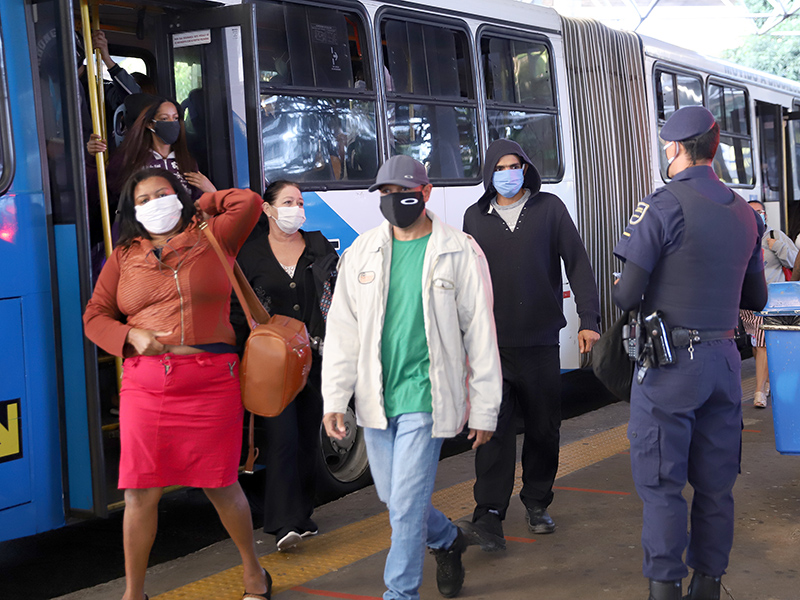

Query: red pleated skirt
[118,352,244,489]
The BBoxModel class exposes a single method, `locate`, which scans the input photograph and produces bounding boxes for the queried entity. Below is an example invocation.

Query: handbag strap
[199,221,269,327]
[199,221,261,475]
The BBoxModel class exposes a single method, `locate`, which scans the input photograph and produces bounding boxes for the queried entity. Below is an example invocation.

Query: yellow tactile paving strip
[153,424,630,599]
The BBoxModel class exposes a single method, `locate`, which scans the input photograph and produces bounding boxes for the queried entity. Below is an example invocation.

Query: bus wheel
[315,403,371,503]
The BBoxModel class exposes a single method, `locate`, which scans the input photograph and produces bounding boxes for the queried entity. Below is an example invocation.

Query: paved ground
[51,358,800,600]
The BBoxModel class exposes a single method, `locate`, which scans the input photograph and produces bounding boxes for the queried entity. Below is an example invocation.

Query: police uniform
[613,107,765,599]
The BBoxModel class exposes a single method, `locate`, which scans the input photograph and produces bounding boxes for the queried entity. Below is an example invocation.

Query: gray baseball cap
[368,155,430,192]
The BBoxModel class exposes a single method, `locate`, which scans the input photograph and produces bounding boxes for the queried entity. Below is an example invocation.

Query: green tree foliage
[722,0,800,82]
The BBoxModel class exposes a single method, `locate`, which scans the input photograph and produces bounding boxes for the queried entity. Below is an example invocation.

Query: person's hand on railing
[87,133,107,156]
[92,30,116,70]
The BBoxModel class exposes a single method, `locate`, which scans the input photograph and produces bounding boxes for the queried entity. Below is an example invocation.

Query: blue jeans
[364,412,457,600]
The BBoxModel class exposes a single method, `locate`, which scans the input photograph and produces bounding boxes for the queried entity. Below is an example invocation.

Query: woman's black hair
[262,179,300,205]
[117,168,196,248]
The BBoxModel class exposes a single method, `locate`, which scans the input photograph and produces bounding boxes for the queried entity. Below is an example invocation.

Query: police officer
[612,106,767,600]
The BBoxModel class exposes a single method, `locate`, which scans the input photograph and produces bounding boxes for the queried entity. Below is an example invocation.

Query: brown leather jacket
[83,188,261,356]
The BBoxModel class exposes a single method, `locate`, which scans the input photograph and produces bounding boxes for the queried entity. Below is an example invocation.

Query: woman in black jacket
[231,180,338,550]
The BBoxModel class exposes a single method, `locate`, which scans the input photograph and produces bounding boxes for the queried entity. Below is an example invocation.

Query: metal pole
[79,0,112,260]
[91,1,107,152]
[80,0,122,393]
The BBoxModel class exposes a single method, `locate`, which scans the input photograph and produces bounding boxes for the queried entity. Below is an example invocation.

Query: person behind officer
[740,200,797,408]
[612,106,767,600]
[459,139,601,550]
[322,155,502,600]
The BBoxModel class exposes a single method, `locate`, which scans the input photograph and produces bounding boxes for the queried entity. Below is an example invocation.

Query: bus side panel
[0,298,31,512]
[54,224,94,511]
[0,0,65,540]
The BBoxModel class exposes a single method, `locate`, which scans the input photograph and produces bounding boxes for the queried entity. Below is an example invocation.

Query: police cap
[660,106,716,142]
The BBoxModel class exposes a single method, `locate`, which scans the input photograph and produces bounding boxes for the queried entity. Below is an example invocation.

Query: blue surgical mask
[759,212,767,226]
[492,169,524,198]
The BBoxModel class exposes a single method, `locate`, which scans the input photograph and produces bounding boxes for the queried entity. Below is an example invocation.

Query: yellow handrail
[79,0,112,260]
[91,1,107,153]
[80,0,123,393]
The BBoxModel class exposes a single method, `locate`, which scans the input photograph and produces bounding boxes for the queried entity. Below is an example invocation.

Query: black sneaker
[457,512,506,552]
[525,507,555,534]
[430,528,467,598]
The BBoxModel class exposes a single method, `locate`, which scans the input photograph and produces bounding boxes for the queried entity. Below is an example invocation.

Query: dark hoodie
[463,139,600,347]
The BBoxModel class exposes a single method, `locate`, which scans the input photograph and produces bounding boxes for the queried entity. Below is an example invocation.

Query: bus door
[756,101,786,229]
[159,4,262,193]
[784,102,800,242]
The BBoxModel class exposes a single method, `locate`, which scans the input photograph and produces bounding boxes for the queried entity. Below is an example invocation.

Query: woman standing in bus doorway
[740,200,798,408]
[87,95,216,221]
[83,168,271,600]
[231,180,338,551]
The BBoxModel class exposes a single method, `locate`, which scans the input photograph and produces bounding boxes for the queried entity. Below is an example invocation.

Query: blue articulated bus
[3,0,800,543]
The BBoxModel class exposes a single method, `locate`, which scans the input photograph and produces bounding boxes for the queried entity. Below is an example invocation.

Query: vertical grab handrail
[79,0,123,393]
[79,0,112,260]
[91,1,107,155]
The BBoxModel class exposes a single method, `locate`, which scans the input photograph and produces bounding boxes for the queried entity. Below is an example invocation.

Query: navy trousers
[629,339,742,581]
[473,345,561,519]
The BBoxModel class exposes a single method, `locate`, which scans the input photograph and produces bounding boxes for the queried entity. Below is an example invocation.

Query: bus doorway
[756,101,786,229]
[160,4,263,194]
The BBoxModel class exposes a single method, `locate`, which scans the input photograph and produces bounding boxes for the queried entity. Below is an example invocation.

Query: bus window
[173,44,208,176]
[380,16,479,181]
[758,103,781,192]
[256,2,377,185]
[0,21,12,196]
[708,82,754,186]
[655,68,703,178]
[480,32,560,181]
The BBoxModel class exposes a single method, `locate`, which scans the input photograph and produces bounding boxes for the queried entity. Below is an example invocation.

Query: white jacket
[321,211,502,438]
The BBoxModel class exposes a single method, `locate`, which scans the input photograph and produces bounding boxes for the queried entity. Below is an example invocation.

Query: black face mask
[150,120,181,146]
[380,191,425,229]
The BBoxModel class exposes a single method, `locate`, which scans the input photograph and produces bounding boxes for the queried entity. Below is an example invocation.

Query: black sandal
[242,568,272,600]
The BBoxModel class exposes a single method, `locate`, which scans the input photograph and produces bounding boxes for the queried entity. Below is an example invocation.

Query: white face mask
[135,194,183,235]
[271,205,306,234]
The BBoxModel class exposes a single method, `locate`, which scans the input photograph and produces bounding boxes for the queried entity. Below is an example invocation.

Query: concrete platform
[58,360,800,600]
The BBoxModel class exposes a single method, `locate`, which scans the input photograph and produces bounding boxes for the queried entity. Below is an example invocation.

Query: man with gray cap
[322,154,502,600]
[612,106,767,600]
[459,139,601,549]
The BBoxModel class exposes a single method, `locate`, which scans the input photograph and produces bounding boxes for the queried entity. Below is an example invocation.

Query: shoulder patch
[629,201,650,225]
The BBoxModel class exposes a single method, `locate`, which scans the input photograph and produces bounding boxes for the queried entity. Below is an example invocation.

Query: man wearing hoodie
[459,139,600,550]
[322,155,502,600]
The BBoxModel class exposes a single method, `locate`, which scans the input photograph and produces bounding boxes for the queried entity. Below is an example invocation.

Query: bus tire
[315,401,372,504]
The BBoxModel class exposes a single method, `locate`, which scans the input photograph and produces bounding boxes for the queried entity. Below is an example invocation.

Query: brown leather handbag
[200,222,313,469]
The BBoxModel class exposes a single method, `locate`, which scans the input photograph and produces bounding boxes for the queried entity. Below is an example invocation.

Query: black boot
[430,528,467,598]
[457,512,506,552]
[683,572,720,600]
[648,579,682,600]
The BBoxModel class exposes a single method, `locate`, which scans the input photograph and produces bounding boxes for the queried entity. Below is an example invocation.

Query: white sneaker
[276,529,302,551]
[754,391,767,408]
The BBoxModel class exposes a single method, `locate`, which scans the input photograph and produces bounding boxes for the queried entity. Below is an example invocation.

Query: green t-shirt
[381,234,432,418]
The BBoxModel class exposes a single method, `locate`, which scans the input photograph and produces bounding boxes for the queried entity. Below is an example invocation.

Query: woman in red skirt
[84,168,270,600]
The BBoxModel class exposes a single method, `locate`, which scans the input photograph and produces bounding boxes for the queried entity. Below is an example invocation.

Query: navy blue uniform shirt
[614,165,762,275]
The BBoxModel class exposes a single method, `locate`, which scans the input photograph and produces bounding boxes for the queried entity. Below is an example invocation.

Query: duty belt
[670,328,735,348]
